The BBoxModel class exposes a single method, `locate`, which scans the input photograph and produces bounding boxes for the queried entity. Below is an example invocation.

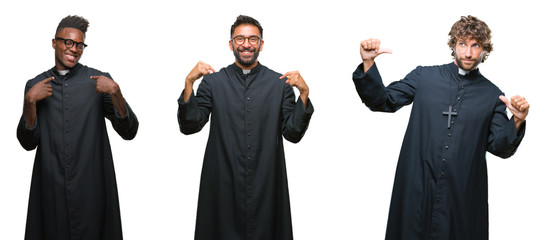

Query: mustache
[237,46,255,51]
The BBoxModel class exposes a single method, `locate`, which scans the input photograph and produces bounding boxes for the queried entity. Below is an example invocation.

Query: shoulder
[25,69,54,87]
[82,65,111,78]
[258,64,282,78]
[408,63,455,79]
[414,63,451,73]
[202,66,229,83]
[477,74,503,94]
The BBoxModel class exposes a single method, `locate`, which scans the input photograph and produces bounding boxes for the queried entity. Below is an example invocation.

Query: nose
[464,46,472,58]
[68,44,79,52]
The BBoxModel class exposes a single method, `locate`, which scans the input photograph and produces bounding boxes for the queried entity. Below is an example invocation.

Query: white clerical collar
[458,68,470,76]
[242,69,251,74]
[58,69,70,76]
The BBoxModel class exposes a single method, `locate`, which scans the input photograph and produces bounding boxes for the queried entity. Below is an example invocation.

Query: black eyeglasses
[55,37,87,51]
[230,35,262,45]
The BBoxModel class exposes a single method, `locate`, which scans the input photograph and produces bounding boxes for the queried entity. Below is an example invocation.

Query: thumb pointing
[499,95,516,111]
[499,95,509,105]
[378,48,393,54]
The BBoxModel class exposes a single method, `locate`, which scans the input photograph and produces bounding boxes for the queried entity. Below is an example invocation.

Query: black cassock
[17,63,139,240]
[353,63,525,240]
[178,63,313,240]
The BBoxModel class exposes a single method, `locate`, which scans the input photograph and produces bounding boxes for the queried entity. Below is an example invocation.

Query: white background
[1,0,544,239]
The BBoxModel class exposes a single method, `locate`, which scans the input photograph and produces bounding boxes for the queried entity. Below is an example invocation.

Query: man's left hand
[281,71,309,95]
[499,95,529,131]
[91,75,120,95]
[91,75,126,116]
[281,71,309,106]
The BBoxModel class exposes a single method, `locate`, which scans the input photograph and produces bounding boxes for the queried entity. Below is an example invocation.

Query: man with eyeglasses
[178,15,313,240]
[17,15,138,240]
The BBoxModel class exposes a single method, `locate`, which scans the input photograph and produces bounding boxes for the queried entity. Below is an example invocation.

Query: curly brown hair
[448,15,493,62]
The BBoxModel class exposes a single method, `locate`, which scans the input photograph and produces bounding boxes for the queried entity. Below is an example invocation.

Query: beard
[454,51,484,71]
[232,43,261,67]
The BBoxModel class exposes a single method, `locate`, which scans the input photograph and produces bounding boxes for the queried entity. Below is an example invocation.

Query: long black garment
[17,63,139,240]
[178,63,313,240]
[352,62,525,240]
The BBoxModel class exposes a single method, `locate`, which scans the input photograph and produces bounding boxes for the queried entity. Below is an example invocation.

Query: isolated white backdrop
[1,0,544,239]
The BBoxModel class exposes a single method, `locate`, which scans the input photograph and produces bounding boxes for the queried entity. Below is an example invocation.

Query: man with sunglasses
[178,15,313,240]
[17,15,138,240]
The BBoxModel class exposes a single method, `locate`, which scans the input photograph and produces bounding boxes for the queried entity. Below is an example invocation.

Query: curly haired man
[353,15,529,240]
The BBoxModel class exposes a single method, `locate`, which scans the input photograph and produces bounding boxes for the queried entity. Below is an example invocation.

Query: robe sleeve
[486,97,526,158]
[177,78,212,135]
[280,83,314,143]
[102,74,139,140]
[104,95,139,140]
[17,81,40,151]
[352,63,418,112]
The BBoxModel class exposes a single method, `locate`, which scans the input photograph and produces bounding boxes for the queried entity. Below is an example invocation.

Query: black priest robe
[178,63,313,240]
[17,63,139,240]
[352,62,525,240]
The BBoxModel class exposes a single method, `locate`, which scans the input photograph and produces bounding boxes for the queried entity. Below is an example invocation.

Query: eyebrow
[233,35,260,38]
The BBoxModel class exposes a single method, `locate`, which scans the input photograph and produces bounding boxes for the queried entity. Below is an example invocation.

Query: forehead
[457,36,479,44]
[56,27,85,41]
[232,24,260,37]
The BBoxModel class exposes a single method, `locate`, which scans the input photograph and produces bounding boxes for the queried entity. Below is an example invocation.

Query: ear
[259,39,264,52]
[229,40,234,51]
[479,51,487,62]
[52,38,56,49]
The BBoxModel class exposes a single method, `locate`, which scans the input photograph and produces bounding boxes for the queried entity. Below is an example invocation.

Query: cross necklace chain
[443,71,474,129]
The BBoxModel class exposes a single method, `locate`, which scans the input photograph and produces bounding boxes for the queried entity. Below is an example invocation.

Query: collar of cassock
[450,62,481,78]
[231,61,263,76]
[51,63,83,79]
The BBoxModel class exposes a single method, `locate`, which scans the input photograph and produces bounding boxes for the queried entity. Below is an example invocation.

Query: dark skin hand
[23,77,54,128]
[91,75,127,116]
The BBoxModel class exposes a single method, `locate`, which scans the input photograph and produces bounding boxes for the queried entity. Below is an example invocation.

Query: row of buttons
[244,79,256,235]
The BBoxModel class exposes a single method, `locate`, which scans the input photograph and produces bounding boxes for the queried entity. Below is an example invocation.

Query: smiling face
[229,24,264,70]
[453,37,485,71]
[53,27,85,70]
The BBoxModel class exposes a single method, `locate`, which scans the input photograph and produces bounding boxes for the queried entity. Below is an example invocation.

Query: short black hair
[230,15,263,38]
[56,15,89,36]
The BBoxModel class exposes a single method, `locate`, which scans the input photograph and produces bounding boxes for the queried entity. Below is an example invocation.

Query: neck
[235,61,258,70]
[55,62,74,72]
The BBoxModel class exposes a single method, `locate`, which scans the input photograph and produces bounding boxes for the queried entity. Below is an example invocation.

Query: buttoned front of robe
[353,62,525,240]
[178,63,313,240]
[17,63,139,240]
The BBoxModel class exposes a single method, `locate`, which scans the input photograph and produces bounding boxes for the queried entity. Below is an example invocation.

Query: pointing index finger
[43,77,55,83]
[208,66,217,73]
[90,76,99,80]
[280,72,292,79]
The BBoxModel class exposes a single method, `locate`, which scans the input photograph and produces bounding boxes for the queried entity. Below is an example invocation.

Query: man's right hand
[25,77,54,104]
[23,77,54,127]
[360,39,392,72]
[184,61,216,102]
[186,61,216,84]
